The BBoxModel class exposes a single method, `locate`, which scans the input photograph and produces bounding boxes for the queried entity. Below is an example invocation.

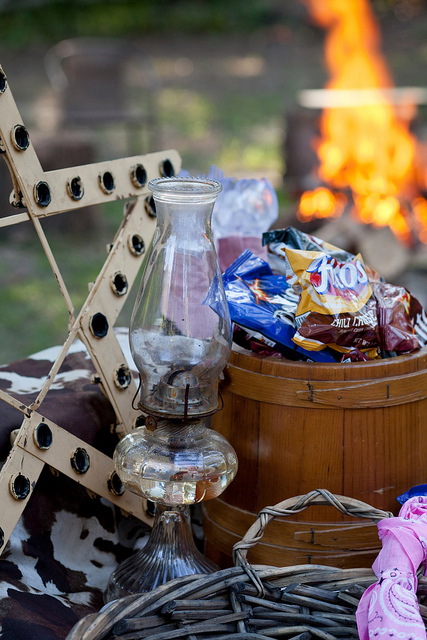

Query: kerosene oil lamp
[105,176,238,601]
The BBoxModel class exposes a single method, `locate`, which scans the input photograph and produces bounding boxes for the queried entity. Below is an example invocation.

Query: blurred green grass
[0,1,296,363]
[0,0,424,363]
[0,203,129,363]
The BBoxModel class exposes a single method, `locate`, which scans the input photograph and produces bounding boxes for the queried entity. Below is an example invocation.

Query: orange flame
[298,0,427,244]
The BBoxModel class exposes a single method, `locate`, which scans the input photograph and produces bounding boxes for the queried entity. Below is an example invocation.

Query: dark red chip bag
[374,282,422,354]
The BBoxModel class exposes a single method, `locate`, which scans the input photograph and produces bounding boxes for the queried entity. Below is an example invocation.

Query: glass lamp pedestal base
[104,504,218,602]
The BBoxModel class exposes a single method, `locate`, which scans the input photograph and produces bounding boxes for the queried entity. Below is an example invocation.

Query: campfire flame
[298,0,427,244]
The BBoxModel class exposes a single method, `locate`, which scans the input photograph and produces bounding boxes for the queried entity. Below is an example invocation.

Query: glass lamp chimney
[129,177,232,419]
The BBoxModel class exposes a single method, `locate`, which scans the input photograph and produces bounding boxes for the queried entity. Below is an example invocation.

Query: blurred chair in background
[44,37,161,158]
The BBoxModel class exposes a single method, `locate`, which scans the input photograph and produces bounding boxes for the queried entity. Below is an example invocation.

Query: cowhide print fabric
[0,330,150,639]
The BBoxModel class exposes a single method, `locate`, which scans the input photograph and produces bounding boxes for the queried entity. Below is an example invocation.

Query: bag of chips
[263,226,381,284]
[222,249,338,362]
[285,246,380,354]
[262,227,426,358]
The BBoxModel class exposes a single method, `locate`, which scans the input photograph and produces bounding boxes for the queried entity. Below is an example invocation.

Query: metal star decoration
[0,64,181,552]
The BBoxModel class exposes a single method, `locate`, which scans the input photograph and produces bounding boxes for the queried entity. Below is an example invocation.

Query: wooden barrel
[203,345,427,569]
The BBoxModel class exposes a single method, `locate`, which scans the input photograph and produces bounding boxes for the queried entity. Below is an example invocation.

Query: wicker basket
[66,489,427,640]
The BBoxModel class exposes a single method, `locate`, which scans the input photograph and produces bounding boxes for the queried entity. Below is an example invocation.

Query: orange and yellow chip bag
[285,249,380,353]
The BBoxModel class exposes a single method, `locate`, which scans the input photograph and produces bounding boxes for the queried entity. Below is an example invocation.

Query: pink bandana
[356,496,427,640]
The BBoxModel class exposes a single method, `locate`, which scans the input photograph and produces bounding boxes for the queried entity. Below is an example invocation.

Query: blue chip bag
[222,249,339,362]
